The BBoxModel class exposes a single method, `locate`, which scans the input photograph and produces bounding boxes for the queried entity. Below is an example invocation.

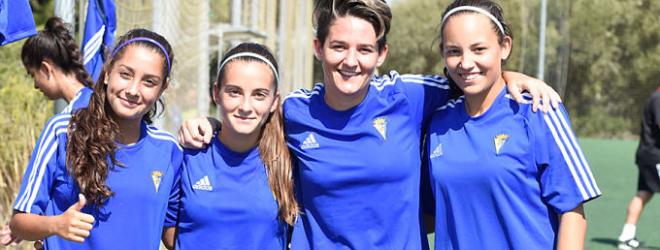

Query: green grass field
[581,138,660,249]
[429,138,660,249]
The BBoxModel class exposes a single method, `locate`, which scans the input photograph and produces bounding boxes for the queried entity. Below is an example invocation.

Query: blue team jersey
[13,114,183,250]
[60,87,93,114]
[284,71,449,249]
[426,87,601,249]
[167,136,287,249]
[0,0,36,45]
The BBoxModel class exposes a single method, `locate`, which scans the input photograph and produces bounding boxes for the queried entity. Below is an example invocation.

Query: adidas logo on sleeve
[192,175,213,191]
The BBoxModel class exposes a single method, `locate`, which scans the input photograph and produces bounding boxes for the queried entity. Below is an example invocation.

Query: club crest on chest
[372,117,387,140]
[494,133,510,155]
[151,170,163,192]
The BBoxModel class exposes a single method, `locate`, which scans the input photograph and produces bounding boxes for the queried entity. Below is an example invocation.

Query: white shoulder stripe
[17,115,70,210]
[543,109,600,200]
[373,73,449,91]
[548,109,601,194]
[399,74,448,87]
[504,93,533,104]
[284,83,323,101]
[146,126,182,151]
[59,90,84,114]
[15,118,69,212]
[34,115,71,156]
[435,97,464,111]
[60,104,73,114]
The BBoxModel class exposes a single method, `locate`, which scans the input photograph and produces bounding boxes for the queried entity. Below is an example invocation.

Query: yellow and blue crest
[494,134,509,155]
[373,117,387,140]
[151,170,163,192]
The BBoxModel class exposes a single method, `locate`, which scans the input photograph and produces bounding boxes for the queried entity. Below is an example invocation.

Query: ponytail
[258,102,299,225]
[22,17,94,87]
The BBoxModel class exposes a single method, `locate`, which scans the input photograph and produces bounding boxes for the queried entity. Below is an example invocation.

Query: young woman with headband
[21,16,94,113]
[162,43,296,249]
[180,0,561,248]
[426,0,600,248]
[10,28,181,250]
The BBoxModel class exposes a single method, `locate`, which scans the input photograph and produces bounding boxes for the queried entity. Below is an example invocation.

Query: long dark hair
[216,43,299,225]
[66,29,174,206]
[21,17,93,88]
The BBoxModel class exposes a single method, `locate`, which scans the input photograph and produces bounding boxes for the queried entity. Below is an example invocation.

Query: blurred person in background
[1,16,95,248]
[617,86,660,250]
[21,16,94,113]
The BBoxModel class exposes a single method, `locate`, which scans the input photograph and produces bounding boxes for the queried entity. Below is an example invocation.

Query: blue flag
[82,0,116,82]
[0,0,37,46]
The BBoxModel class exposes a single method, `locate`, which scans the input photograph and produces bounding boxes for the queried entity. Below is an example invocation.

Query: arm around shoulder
[178,116,220,149]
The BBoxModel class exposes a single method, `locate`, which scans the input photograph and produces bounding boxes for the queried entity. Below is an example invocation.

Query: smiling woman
[9,29,182,250]
[426,0,600,249]
[104,45,169,142]
[178,0,562,248]
[163,43,298,250]
[313,15,388,110]
[215,60,278,151]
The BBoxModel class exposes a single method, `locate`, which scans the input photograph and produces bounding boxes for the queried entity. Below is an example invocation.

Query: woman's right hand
[54,194,94,243]
[177,116,219,149]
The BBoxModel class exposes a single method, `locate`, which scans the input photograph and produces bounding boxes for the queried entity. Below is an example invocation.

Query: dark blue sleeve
[420,131,435,217]
[164,147,183,227]
[289,158,312,249]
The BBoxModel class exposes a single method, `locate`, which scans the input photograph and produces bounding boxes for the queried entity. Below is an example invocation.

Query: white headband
[441,6,505,35]
[218,52,280,84]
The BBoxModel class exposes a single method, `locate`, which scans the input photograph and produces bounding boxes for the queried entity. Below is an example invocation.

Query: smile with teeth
[338,70,360,77]
[460,72,482,80]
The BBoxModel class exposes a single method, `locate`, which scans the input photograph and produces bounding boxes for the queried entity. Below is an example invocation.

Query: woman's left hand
[503,71,562,113]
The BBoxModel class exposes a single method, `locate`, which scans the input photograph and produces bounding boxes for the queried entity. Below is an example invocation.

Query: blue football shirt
[13,115,183,250]
[0,0,36,45]
[168,136,287,249]
[285,71,449,249]
[60,87,93,114]
[426,86,601,249]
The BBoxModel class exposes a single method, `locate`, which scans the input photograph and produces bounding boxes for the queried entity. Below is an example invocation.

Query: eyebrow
[328,39,377,48]
[223,84,272,92]
[118,64,162,81]
[444,41,488,48]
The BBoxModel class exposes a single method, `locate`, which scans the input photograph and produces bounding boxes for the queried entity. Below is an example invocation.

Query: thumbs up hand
[54,194,95,242]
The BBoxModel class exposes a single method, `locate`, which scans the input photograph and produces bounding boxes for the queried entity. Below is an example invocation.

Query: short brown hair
[314,0,392,51]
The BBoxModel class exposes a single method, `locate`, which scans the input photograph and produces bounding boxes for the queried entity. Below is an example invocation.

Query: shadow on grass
[591,238,660,249]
